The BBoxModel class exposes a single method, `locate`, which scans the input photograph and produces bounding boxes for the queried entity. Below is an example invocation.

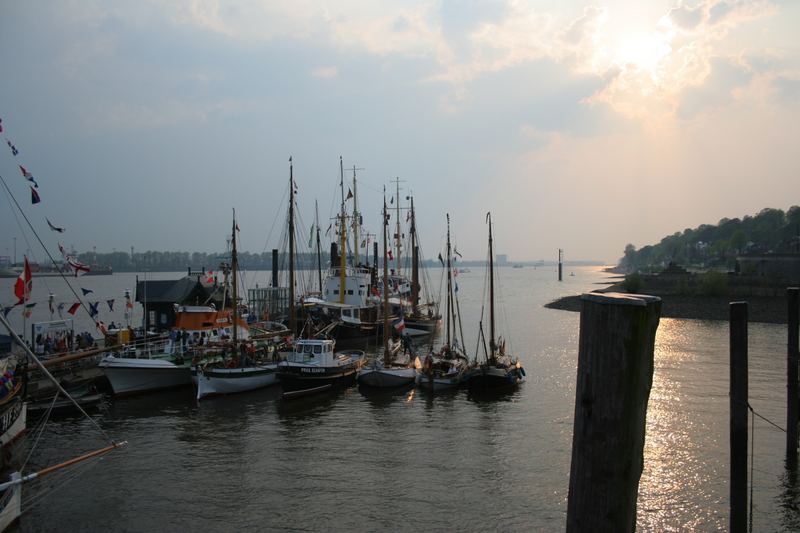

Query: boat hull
[0,399,26,448]
[466,364,524,390]
[99,356,192,395]
[196,365,279,400]
[357,366,415,388]
[278,363,360,399]
[415,370,462,390]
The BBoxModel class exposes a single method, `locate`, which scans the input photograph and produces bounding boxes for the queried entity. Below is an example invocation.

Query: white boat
[99,305,244,395]
[99,354,192,396]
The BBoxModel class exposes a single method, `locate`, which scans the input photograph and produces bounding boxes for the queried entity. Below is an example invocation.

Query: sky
[1,0,798,265]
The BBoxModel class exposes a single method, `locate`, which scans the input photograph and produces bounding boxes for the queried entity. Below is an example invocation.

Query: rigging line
[0,174,97,322]
[21,454,106,513]
[747,403,787,433]
[259,185,288,255]
[21,392,61,471]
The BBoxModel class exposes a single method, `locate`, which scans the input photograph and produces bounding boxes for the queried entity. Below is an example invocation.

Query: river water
[2,266,798,531]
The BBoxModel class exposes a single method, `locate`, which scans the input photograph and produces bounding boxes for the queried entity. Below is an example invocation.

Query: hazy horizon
[2,1,798,267]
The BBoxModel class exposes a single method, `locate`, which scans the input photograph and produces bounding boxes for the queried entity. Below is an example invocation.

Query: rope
[747,403,787,433]
[21,392,60,470]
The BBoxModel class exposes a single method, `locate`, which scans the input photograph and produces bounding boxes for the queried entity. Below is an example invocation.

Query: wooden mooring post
[566,292,661,533]
[729,301,748,533]
[788,288,799,470]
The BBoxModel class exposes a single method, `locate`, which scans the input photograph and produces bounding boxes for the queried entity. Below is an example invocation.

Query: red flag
[14,256,32,304]
[67,302,81,315]
[387,250,394,261]
[31,186,41,204]
[206,270,214,283]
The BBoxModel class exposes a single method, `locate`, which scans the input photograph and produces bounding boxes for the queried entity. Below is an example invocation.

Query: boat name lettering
[301,368,326,373]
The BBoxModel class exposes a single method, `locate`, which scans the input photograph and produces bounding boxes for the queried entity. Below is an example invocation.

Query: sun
[611,30,672,76]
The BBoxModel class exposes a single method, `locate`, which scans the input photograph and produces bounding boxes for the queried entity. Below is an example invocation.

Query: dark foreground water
[4,267,798,531]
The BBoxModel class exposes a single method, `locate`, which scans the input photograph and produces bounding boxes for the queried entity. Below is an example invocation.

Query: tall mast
[382,189,390,365]
[288,158,296,335]
[315,199,323,293]
[338,157,347,304]
[395,178,401,274]
[410,196,419,315]
[487,212,495,359]
[352,166,359,266]
[231,209,238,348]
[445,214,452,347]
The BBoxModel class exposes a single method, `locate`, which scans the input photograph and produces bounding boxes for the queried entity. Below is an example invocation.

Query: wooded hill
[619,206,800,272]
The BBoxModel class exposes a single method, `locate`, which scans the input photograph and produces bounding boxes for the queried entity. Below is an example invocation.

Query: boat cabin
[286,339,336,365]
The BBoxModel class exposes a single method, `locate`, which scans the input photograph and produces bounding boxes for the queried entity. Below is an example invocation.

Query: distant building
[496,254,508,266]
[136,270,226,331]
[736,253,800,284]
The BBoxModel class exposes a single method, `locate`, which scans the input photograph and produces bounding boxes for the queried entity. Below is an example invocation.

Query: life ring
[226,358,238,368]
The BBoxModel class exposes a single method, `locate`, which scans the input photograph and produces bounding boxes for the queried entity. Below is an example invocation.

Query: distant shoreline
[545,284,790,324]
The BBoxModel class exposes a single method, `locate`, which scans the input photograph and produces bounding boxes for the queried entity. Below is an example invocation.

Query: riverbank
[545,286,790,324]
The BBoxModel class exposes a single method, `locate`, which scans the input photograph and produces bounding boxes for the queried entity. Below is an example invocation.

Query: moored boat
[467,213,525,391]
[277,339,365,399]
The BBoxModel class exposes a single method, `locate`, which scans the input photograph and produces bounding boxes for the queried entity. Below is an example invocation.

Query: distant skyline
[1,1,798,266]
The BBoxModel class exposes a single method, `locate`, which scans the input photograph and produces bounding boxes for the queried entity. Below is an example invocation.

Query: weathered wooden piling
[788,288,798,469]
[558,248,563,282]
[566,292,661,533]
[729,301,748,533]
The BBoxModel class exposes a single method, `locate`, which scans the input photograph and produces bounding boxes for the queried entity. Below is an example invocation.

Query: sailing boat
[195,210,283,400]
[357,190,416,388]
[386,192,440,337]
[415,213,469,390]
[467,213,525,390]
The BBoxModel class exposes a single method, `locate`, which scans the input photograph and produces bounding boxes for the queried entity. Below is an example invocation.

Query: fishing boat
[195,210,285,400]
[277,338,365,399]
[301,158,387,345]
[467,213,525,390]
[357,192,416,389]
[416,213,469,391]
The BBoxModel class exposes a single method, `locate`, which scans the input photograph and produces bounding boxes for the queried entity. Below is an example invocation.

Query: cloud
[311,66,338,79]
[677,57,752,118]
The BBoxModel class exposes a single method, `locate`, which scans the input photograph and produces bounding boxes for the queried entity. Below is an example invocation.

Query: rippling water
[4,267,798,531]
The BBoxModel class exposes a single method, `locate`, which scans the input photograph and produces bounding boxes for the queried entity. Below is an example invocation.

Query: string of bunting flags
[1,116,119,334]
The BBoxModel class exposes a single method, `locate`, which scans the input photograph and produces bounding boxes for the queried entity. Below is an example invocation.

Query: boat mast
[288,158,296,335]
[231,209,239,349]
[382,189,390,365]
[315,199,323,293]
[394,178,401,274]
[487,212,495,360]
[445,214,452,348]
[338,156,347,305]
[410,196,419,315]
[352,166,359,267]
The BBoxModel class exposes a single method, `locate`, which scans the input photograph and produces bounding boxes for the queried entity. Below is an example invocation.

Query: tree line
[619,206,800,272]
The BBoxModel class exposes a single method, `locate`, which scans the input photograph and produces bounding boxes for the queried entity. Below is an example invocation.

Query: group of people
[32,330,96,356]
